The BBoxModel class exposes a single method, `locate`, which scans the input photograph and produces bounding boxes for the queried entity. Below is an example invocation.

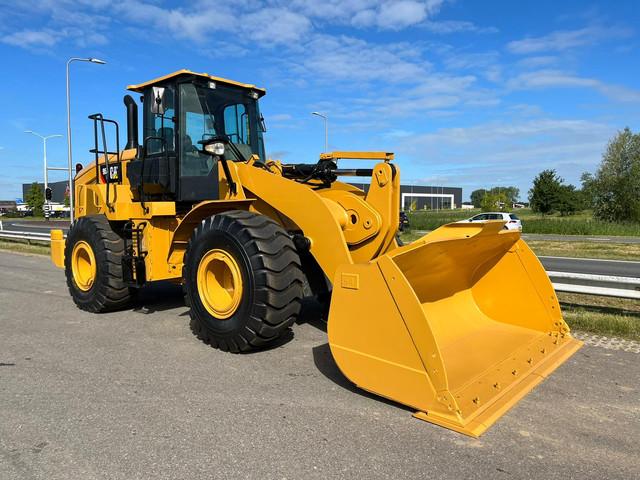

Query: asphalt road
[1,250,639,480]
[0,219,69,235]
[539,256,640,278]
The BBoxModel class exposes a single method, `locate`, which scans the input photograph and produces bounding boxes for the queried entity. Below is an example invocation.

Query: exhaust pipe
[124,94,139,150]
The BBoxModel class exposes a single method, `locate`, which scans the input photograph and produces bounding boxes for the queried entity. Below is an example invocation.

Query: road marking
[540,255,640,264]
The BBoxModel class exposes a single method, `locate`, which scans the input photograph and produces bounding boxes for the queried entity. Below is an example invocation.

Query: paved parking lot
[1,250,638,479]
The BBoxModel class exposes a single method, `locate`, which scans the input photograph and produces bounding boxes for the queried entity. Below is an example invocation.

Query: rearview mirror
[151,86,166,115]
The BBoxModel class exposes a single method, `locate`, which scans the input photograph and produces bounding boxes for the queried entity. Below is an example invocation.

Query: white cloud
[0,0,112,48]
[445,52,498,70]
[394,118,616,193]
[516,55,559,68]
[377,1,430,29]
[356,0,445,30]
[1,29,61,48]
[288,35,430,83]
[285,0,445,30]
[422,20,498,34]
[507,26,632,54]
[508,70,640,103]
[242,8,312,44]
[269,114,293,121]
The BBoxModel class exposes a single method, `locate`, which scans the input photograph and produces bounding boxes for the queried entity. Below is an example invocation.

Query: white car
[459,212,522,231]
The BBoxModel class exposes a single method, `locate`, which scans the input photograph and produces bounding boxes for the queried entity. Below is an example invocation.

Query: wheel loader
[50,70,582,437]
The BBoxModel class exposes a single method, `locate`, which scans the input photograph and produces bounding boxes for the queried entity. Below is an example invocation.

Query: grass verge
[526,240,640,261]
[406,209,640,236]
[559,292,640,341]
[400,232,640,261]
[0,240,50,256]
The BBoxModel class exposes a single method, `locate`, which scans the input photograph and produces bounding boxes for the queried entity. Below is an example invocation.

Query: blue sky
[1,0,639,201]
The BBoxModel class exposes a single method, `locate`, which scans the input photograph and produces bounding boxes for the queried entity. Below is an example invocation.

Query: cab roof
[127,69,266,97]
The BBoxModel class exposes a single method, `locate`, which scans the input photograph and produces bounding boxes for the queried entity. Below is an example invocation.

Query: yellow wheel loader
[50,70,582,437]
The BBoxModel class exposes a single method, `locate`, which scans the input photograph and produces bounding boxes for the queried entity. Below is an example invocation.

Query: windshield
[179,82,265,168]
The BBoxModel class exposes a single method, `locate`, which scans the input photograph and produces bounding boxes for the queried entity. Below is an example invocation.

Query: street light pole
[25,131,63,220]
[311,112,328,152]
[66,57,106,224]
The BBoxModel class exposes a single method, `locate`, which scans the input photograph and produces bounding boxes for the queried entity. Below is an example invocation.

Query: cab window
[144,86,175,154]
[224,104,249,145]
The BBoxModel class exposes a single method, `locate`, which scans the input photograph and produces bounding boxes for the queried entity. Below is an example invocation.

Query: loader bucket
[327,221,582,437]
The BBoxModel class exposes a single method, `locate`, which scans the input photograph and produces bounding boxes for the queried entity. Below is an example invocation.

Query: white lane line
[539,255,640,264]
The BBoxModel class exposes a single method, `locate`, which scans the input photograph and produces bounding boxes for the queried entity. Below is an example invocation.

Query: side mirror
[151,86,166,115]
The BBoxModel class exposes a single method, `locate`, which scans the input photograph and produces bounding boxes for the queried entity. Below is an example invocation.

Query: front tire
[64,215,134,312]
[184,211,304,352]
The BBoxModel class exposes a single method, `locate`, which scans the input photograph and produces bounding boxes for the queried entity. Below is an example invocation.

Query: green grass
[0,240,50,256]
[400,232,640,261]
[526,240,640,261]
[563,308,640,341]
[406,209,640,236]
[522,218,640,236]
[559,293,640,341]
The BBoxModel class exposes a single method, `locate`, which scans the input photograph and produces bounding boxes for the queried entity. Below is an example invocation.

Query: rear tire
[184,211,304,353]
[64,215,134,312]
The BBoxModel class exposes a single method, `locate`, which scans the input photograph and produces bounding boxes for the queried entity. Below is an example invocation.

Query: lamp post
[66,57,106,223]
[25,130,63,220]
[311,112,328,153]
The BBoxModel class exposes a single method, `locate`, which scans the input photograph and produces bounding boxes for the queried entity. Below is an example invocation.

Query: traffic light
[45,187,52,201]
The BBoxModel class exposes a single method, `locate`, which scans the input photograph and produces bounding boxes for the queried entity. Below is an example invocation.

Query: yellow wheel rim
[197,249,243,319]
[71,241,97,291]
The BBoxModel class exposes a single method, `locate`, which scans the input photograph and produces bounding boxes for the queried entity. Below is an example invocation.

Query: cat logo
[100,163,121,183]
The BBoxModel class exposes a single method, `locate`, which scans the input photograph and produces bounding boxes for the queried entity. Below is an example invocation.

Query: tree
[470,189,487,208]
[480,191,510,212]
[25,182,44,216]
[591,128,640,223]
[489,186,520,205]
[556,184,580,216]
[471,186,519,209]
[529,170,562,215]
[579,172,597,209]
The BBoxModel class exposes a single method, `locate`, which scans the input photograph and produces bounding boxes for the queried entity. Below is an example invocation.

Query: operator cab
[126,70,266,203]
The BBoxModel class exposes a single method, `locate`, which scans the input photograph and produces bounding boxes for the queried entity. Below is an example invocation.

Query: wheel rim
[197,249,243,319]
[71,241,97,291]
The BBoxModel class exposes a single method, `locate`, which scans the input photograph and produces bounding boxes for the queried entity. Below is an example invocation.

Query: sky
[1,0,639,202]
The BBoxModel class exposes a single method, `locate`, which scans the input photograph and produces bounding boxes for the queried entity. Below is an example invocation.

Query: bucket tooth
[328,222,582,436]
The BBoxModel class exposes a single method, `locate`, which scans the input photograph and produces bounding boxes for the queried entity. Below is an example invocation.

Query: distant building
[350,183,462,210]
[0,200,17,213]
[461,202,475,210]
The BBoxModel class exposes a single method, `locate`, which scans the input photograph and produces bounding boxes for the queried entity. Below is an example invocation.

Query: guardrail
[548,271,640,300]
[0,230,54,243]
[1,230,638,299]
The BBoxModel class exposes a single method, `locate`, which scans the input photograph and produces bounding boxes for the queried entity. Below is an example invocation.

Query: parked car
[399,211,410,231]
[458,212,522,231]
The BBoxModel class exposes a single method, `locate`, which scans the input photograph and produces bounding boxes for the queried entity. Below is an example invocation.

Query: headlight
[205,142,225,155]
